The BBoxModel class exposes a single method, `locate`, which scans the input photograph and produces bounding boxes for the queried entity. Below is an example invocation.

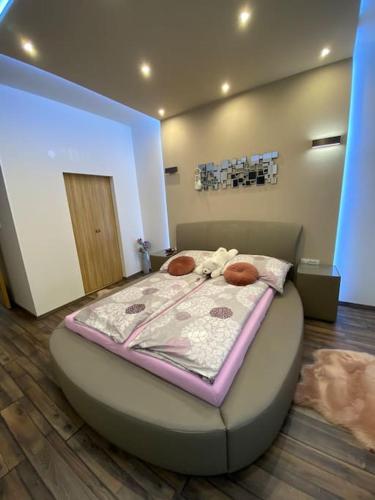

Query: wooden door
[64,173,123,293]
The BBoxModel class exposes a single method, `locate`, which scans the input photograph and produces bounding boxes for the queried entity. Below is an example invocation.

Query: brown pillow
[168,256,196,276]
[224,262,259,286]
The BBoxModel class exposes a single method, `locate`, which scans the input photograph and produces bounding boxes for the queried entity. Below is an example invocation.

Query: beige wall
[162,60,351,264]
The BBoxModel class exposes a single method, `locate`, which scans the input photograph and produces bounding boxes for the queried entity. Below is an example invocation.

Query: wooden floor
[0,285,375,499]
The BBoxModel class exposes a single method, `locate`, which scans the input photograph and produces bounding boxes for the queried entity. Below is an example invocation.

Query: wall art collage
[194,151,279,191]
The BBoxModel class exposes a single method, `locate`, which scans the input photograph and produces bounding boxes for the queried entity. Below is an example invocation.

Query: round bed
[50,220,303,475]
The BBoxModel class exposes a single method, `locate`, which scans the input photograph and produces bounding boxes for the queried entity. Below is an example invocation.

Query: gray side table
[295,264,341,322]
[150,250,177,272]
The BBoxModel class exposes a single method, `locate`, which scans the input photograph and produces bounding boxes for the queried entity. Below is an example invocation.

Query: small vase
[142,252,151,274]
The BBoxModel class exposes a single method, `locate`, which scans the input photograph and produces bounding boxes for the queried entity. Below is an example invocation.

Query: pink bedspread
[64,287,274,406]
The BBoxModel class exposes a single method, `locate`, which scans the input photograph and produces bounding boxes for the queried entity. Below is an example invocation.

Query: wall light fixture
[312,136,342,148]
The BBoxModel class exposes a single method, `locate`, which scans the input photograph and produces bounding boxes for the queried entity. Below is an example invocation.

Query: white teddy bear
[195,247,238,278]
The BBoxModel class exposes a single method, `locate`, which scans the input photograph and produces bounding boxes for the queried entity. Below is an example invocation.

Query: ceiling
[0,0,360,119]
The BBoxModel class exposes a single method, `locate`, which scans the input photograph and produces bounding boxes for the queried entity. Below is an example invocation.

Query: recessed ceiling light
[158,108,165,117]
[140,63,151,78]
[21,39,36,56]
[221,82,230,94]
[239,10,251,27]
[320,47,331,59]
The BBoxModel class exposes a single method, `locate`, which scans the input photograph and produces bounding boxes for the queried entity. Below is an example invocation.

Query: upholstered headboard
[176,220,302,269]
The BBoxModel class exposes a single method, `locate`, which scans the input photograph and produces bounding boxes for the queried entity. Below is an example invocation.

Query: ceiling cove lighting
[158,108,165,117]
[312,136,342,148]
[221,82,230,94]
[140,63,151,78]
[0,0,13,20]
[239,9,251,27]
[320,47,331,58]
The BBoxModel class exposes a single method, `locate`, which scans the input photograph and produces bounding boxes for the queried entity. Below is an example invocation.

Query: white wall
[0,84,144,315]
[0,55,169,316]
[131,120,170,251]
[0,55,170,254]
[0,168,36,314]
[334,0,375,306]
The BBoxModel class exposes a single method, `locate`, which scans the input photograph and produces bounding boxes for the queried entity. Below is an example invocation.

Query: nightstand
[295,264,341,322]
[150,250,177,272]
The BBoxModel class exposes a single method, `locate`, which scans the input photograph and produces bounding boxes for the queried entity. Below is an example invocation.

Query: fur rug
[295,349,375,451]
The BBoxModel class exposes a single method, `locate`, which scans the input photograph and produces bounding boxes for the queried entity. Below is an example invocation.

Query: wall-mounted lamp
[312,136,342,149]
[165,166,178,175]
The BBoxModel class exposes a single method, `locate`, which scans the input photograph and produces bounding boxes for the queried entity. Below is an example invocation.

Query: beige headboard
[176,220,302,269]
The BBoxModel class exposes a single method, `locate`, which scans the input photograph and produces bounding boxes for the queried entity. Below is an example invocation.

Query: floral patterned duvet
[74,272,206,343]
[129,276,269,382]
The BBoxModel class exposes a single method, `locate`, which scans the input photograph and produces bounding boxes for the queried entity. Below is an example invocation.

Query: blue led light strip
[0,0,13,20]
[334,0,367,300]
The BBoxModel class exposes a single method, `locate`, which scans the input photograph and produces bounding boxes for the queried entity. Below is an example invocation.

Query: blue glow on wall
[334,0,375,305]
[0,0,13,21]
[334,13,361,270]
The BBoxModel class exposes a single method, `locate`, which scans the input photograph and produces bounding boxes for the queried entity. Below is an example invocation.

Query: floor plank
[207,475,258,499]
[257,443,372,499]
[0,364,23,403]
[15,372,81,440]
[282,408,375,474]
[16,460,54,500]
[1,401,97,499]
[276,433,375,495]
[68,427,149,499]
[82,425,176,499]
[230,463,313,500]
[46,431,116,500]
[182,477,231,499]
[0,418,24,476]
[18,396,53,437]
[0,468,32,499]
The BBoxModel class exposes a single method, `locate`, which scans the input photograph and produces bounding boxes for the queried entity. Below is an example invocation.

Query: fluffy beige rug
[295,349,375,451]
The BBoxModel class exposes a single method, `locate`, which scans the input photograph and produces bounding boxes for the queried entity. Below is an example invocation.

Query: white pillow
[224,254,292,293]
[159,250,214,272]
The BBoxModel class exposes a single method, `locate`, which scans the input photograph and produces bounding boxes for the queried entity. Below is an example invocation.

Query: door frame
[63,172,125,294]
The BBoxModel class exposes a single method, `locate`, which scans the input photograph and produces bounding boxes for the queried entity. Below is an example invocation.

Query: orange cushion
[224,262,259,286]
[168,256,196,276]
